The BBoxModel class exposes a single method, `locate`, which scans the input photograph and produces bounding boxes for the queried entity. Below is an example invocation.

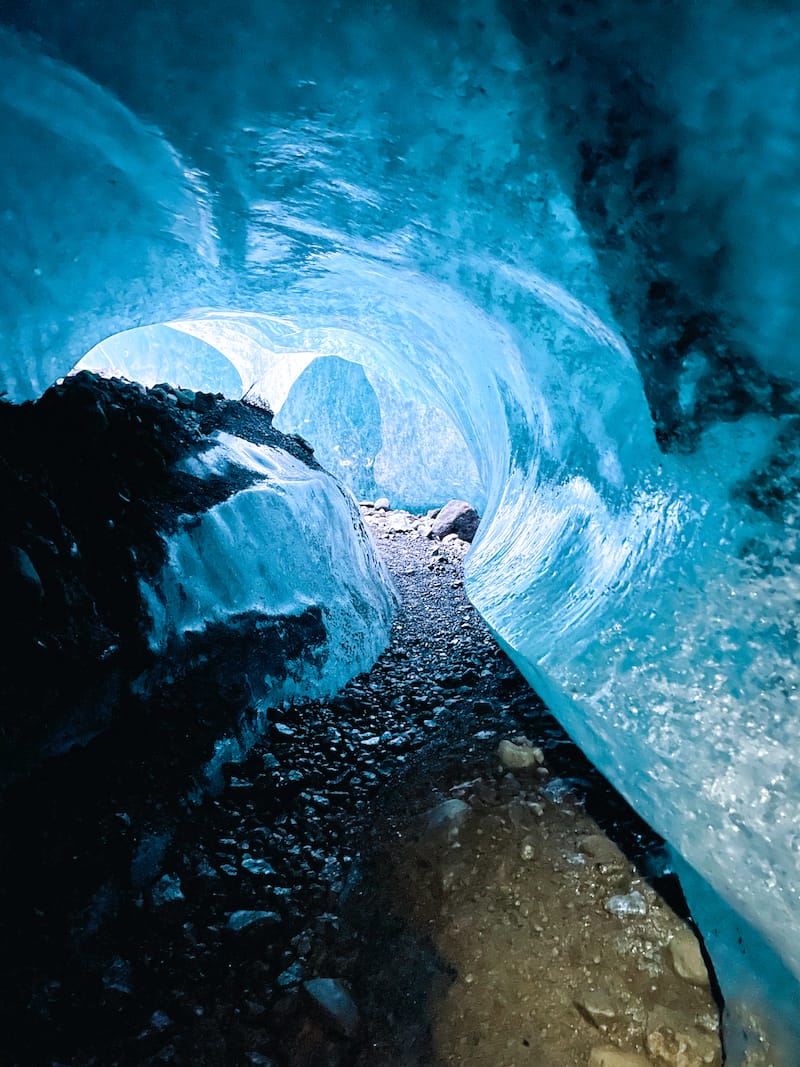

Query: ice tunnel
[2,0,800,1059]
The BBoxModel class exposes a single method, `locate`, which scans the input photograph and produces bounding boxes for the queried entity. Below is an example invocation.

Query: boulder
[430,500,480,542]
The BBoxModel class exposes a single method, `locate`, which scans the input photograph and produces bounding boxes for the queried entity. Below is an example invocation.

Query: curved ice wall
[2,1,799,1057]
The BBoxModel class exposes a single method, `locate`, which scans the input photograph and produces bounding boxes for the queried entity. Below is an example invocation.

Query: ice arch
[76,324,245,397]
[166,302,489,511]
[77,305,486,510]
[2,0,800,1058]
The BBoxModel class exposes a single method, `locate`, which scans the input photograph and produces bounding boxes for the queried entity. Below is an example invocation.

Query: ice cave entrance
[77,313,487,513]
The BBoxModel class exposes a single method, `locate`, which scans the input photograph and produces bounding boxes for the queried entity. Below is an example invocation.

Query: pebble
[577,989,619,1027]
[303,977,360,1038]
[667,929,710,986]
[589,1047,652,1067]
[579,834,626,868]
[241,855,276,876]
[519,838,536,861]
[226,910,281,932]
[507,797,544,831]
[605,890,648,916]
[497,739,545,770]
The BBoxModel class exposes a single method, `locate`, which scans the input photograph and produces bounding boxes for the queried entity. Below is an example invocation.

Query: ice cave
[1,1,800,1063]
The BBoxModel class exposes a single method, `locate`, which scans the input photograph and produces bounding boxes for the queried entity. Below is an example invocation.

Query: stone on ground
[589,1047,652,1067]
[497,737,544,770]
[303,978,360,1038]
[668,929,710,986]
[430,499,480,542]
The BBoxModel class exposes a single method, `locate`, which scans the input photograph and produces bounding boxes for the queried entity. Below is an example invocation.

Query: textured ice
[142,432,396,699]
[2,1,800,1057]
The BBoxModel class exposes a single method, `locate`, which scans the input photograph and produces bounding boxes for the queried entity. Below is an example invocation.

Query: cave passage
[2,1,800,1061]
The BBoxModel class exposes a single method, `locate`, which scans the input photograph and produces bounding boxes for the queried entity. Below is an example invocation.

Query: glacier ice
[2,0,800,1057]
[142,430,397,703]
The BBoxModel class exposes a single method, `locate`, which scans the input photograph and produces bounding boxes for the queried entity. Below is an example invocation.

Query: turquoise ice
[2,2,800,1058]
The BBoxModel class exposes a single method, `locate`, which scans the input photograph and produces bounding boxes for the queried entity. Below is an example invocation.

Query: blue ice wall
[2,2,800,1058]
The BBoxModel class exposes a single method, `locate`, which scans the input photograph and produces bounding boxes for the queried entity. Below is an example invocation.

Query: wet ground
[1,503,723,1066]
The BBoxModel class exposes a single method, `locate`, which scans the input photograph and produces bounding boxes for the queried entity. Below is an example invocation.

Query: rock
[589,1047,652,1067]
[151,874,184,906]
[467,779,499,806]
[667,929,710,986]
[7,546,44,606]
[276,961,304,989]
[507,797,544,831]
[579,834,626,868]
[303,977,360,1038]
[193,391,216,413]
[497,739,544,771]
[519,837,536,861]
[498,772,523,798]
[226,909,281,932]
[241,854,276,876]
[271,721,296,738]
[646,1006,722,1067]
[374,497,391,511]
[430,499,480,542]
[605,890,648,916]
[424,799,471,841]
[102,957,133,994]
[577,989,619,1028]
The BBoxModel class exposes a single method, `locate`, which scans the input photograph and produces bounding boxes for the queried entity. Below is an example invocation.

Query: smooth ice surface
[142,432,396,700]
[2,1,800,1056]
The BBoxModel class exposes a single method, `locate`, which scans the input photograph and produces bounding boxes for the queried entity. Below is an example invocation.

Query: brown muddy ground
[350,507,722,1067]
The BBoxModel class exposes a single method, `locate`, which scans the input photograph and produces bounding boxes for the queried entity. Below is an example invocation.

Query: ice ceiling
[2,0,800,1057]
